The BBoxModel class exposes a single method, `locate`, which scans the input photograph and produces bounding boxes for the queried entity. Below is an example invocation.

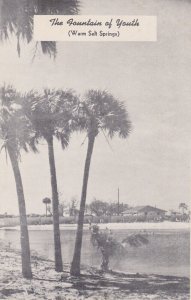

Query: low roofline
[122,205,167,214]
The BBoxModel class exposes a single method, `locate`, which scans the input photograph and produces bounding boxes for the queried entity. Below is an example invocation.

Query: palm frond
[0,142,8,163]
[40,41,57,58]
[0,0,80,56]
[57,132,69,149]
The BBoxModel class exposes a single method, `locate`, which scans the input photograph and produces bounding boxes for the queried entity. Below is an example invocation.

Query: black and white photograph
[0,1,190,299]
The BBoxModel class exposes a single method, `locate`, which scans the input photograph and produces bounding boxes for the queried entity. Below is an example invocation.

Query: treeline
[87,198,129,216]
[56,198,129,218]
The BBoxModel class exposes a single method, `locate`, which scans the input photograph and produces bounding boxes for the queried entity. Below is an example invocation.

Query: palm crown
[79,90,131,139]
[23,89,79,148]
[0,85,37,158]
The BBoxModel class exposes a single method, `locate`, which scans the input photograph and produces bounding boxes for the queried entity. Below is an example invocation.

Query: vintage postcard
[0,0,190,299]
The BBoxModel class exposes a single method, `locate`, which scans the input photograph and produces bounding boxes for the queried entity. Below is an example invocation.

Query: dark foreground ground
[0,240,190,300]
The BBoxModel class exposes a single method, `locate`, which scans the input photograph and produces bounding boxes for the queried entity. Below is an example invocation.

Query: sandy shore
[1,221,189,231]
[0,239,190,300]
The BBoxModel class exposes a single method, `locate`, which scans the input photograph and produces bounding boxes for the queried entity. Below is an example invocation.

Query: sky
[0,0,191,214]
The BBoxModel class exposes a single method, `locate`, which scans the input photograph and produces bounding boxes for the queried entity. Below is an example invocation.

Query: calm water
[1,228,189,277]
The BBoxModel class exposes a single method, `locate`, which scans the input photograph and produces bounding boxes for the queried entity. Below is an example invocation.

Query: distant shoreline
[0,221,190,231]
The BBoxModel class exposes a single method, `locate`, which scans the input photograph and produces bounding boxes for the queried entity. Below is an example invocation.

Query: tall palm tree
[70,90,131,276]
[0,85,37,279]
[24,89,78,272]
[0,0,80,57]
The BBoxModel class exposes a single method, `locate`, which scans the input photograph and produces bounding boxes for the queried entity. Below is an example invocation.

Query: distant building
[122,205,166,219]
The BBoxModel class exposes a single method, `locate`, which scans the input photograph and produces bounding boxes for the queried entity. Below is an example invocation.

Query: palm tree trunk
[7,146,32,279]
[70,136,95,276]
[47,135,63,272]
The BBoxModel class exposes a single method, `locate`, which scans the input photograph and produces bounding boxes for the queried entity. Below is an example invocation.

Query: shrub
[91,225,149,272]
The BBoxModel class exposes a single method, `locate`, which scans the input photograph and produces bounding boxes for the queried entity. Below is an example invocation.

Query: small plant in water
[91,225,149,272]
